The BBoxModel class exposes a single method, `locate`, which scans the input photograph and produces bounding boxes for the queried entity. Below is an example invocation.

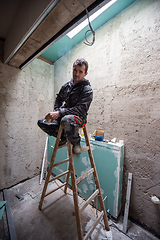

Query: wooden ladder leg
[64,159,71,194]
[38,125,63,210]
[83,125,110,231]
[67,141,83,240]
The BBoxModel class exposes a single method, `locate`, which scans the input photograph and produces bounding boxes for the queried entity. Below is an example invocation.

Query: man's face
[73,64,88,84]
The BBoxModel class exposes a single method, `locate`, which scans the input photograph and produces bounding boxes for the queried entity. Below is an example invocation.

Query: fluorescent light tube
[67,0,117,38]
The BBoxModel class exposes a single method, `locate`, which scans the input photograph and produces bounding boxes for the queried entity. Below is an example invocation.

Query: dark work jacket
[54,78,93,122]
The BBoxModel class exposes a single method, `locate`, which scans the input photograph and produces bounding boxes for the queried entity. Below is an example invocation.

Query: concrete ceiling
[0,0,104,68]
[0,0,21,40]
[0,0,136,69]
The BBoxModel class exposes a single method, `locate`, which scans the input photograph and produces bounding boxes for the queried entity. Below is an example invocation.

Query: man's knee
[61,116,72,131]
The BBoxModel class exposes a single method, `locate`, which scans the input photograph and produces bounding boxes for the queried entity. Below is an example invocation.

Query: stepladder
[38,124,110,240]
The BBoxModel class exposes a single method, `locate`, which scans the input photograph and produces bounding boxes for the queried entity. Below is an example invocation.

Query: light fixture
[67,0,117,39]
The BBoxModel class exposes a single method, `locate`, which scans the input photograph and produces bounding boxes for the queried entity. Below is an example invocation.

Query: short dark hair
[73,58,88,73]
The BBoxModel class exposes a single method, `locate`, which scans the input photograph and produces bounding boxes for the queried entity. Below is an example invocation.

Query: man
[38,58,93,155]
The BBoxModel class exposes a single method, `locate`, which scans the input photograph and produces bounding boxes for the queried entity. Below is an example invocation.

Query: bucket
[95,135,104,141]
[94,128,104,141]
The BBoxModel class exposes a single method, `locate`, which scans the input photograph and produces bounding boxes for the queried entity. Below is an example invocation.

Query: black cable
[78,0,95,46]
[109,222,134,240]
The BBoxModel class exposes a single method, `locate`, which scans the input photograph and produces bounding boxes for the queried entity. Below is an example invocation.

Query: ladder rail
[38,124,110,240]
[67,140,83,240]
[38,125,63,210]
[83,125,110,231]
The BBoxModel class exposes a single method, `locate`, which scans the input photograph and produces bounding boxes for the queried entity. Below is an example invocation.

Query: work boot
[72,144,82,155]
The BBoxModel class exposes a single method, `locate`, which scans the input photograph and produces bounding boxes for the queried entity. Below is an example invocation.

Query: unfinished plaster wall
[0,40,54,189]
[54,0,160,237]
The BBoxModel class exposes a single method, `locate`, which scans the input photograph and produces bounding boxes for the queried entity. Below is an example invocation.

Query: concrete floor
[0,176,159,240]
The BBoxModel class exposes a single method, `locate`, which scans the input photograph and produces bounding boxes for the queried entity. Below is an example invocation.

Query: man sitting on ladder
[38,58,93,155]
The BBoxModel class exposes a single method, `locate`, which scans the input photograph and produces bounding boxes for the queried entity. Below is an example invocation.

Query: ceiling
[40,0,136,64]
[0,0,21,40]
[0,0,136,69]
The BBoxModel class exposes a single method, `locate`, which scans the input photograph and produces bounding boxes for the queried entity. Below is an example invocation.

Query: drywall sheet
[48,136,124,218]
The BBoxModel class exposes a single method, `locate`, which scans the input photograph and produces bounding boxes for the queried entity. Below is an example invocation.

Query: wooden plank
[37,56,53,65]
[79,189,99,213]
[81,146,89,152]
[48,170,69,183]
[53,158,69,167]
[45,182,66,197]
[76,168,94,185]
[58,143,68,149]
[123,172,132,233]
[3,189,17,240]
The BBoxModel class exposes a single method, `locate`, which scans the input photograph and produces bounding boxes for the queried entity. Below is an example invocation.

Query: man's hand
[45,111,60,123]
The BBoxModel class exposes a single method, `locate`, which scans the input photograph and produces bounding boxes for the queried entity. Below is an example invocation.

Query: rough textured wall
[54,0,160,237]
[0,40,54,189]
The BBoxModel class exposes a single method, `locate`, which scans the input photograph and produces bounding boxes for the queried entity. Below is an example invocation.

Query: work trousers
[37,115,85,146]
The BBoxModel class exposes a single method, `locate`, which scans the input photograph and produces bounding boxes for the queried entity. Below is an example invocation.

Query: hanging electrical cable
[78,0,95,46]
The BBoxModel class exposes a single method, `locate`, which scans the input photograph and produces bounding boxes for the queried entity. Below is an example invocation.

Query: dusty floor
[0,176,159,240]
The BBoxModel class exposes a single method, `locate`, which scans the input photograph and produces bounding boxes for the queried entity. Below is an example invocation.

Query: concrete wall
[0,0,159,236]
[54,0,160,237]
[0,40,54,189]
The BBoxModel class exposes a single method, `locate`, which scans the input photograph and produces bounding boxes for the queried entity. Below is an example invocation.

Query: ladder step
[81,146,89,153]
[53,158,69,167]
[58,143,68,149]
[48,170,69,183]
[84,211,104,240]
[76,168,94,185]
[45,182,66,197]
[58,144,89,151]
[72,146,89,156]
[79,189,99,213]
